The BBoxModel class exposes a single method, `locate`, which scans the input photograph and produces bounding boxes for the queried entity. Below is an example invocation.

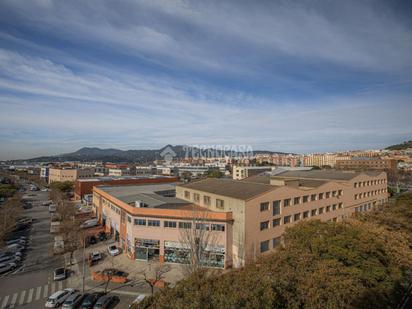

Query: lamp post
[82,232,86,293]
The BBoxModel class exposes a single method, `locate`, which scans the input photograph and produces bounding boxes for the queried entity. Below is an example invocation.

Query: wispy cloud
[0,0,411,159]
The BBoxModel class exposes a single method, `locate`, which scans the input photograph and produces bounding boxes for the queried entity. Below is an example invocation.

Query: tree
[205,170,223,178]
[142,263,171,296]
[0,193,22,243]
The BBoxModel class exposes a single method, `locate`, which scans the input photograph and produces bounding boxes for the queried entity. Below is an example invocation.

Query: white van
[45,288,75,308]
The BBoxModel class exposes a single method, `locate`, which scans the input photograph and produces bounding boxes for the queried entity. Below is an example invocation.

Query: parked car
[98,232,107,241]
[5,239,26,246]
[6,243,25,252]
[53,267,67,281]
[90,251,102,262]
[42,200,53,206]
[80,218,99,229]
[0,263,17,274]
[129,294,147,308]
[62,292,84,309]
[93,294,119,309]
[81,292,105,309]
[49,205,57,213]
[107,245,120,256]
[45,288,76,308]
[0,255,21,264]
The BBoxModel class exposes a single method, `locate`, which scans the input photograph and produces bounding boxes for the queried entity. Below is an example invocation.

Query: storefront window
[135,238,160,261]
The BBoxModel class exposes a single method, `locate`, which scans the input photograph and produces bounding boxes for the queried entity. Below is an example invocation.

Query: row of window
[184,191,225,209]
[354,203,372,212]
[354,189,386,200]
[353,179,386,188]
[262,199,343,217]
[260,203,344,230]
[132,218,226,231]
[260,236,282,253]
[260,191,343,213]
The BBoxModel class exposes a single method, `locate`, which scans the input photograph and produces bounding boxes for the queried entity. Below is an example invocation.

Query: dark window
[260,221,269,231]
[311,194,317,201]
[211,224,225,231]
[303,196,309,203]
[332,204,337,211]
[319,207,324,214]
[273,218,281,227]
[184,191,190,199]
[260,240,270,253]
[164,221,177,228]
[134,218,146,226]
[303,211,309,218]
[273,237,281,248]
[319,193,324,200]
[273,201,281,216]
[203,195,211,206]
[148,220,160,227]
[311,209,317,216]
[127,216,131,223]
[326,206,331,212]
[178,222,192,229]
[283,216,291,224]
[193,193,200,202]
[294,213,300,221]
[283,199,291,207]
[260,202,269,212]
[294,197,300,205]
[326,192,330,198]
[216,199,225,209]
[195,223,210,230]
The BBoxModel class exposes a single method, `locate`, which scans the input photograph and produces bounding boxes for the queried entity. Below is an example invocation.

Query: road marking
[1,295,9,308]
[43,284,49,298]
[35,286,42,300]
[19,290,26,305]
[9,293,18,308]
[58,281,63,290]
[27,288,34,303]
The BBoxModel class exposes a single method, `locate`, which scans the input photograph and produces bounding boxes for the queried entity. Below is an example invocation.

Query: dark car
[93,295,119,309]
[81,292,105,309]
[88,236,97,245]
[98,232,107,241]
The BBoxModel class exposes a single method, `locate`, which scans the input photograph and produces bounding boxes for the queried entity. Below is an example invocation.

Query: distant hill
[26,145,288,163]
[386,140,412,151]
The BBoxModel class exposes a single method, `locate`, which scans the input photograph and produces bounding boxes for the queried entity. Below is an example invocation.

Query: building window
[318,193,324,200]
[273,201,281,216]
[332,204,337,211]
[148,220,160,227]
[127,216,131,223]
[193,193,200,203]
[260,202,269,212]
[332,191,337,197]
[134,218,147,226]
[311,209,317,216]
[273,237,281,248]
[303,195,309,203]
[260,240,270,253]
[204,195,211,206]
[211,224,225,231]
[303,211,309,219]
[184,191,190,199]
[283,216,291,224]
[283,199,291,207]
[216,199,225,209]
[260,221,269,231]
[164,221,177,228]
[196,223,210,230]
[311,194,317,201]
[178,221,192,229]
[338,203,343,209]
[326,206,331,212]
[273,218,281,227]
[326,192,330,198]
[294,213,301,221]
[338,190,343,196]
[293,197,300,205]
[319,207,324,214]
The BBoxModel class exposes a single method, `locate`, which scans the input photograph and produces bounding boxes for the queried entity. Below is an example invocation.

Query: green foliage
[386,140,412,150]
[49,181,74,193]
[136,193,412,309]
[206,170,223,178]
[0,184,16,198]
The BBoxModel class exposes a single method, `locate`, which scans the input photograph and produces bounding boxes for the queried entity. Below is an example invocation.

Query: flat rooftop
[97,183,191,209]
[179,178,277,200]
[272,169,383,181]
[77,175,176,182]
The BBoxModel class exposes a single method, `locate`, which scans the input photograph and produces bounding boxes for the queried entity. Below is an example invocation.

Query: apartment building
[232,165,274,180]
[336,157,397,171]
[93,184,232,268]
[48,167,95,184]
[176,170,388,267]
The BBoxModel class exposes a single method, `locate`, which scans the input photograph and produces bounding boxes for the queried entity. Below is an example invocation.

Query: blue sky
[0,0,412,159]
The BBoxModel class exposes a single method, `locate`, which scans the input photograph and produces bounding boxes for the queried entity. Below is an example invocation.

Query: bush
[136,194,412,309]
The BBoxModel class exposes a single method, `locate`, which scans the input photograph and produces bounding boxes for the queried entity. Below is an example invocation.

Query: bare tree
[142,262,171,296]
[178,206,223,274]
[0,193,22,243]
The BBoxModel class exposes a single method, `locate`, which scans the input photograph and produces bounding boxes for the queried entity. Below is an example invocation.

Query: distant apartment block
[336,157,397,171]
[48,167,95,184]
[232,165,274,180]
[93,169,388,269]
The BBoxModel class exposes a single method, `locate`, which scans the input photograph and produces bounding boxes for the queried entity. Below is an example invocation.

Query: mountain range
[26,145,287,163]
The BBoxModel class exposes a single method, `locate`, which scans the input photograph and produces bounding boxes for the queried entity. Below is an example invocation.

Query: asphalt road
[0,190,66,308]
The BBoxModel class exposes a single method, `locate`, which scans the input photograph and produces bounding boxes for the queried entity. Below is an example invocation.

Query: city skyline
[1,0,412,160]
